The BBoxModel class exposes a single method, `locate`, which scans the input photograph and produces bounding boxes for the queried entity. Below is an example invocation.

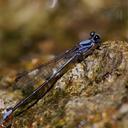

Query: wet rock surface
[0,41,128,128]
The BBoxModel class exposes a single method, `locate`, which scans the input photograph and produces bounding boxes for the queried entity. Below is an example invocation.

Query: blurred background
[0,0,127,69]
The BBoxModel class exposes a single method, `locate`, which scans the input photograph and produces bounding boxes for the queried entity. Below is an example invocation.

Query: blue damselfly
[0,32,101,128]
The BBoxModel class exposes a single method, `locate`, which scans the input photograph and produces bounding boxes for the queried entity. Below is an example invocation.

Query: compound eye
[94,35,100,42]
[90,31,95,37]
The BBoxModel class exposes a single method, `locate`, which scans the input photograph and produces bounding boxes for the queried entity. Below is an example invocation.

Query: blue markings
[3,109,12,120]
[79,39,93,51]
[78,32,101,52]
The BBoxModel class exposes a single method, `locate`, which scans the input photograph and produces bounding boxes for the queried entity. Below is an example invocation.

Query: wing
[12,53,78,116]
[0,50,79,127]
[15,46,78,94]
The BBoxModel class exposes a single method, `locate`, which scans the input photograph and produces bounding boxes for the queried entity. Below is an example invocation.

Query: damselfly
[0,32,101,128]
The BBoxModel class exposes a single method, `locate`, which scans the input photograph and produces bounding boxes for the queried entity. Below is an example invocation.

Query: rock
[1,41,128,128]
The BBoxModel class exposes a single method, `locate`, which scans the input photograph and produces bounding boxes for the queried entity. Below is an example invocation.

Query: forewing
[15,46,78,92]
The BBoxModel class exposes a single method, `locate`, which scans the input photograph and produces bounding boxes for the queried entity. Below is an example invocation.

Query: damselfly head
[93,34,101,43]
[90,32,101,44]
